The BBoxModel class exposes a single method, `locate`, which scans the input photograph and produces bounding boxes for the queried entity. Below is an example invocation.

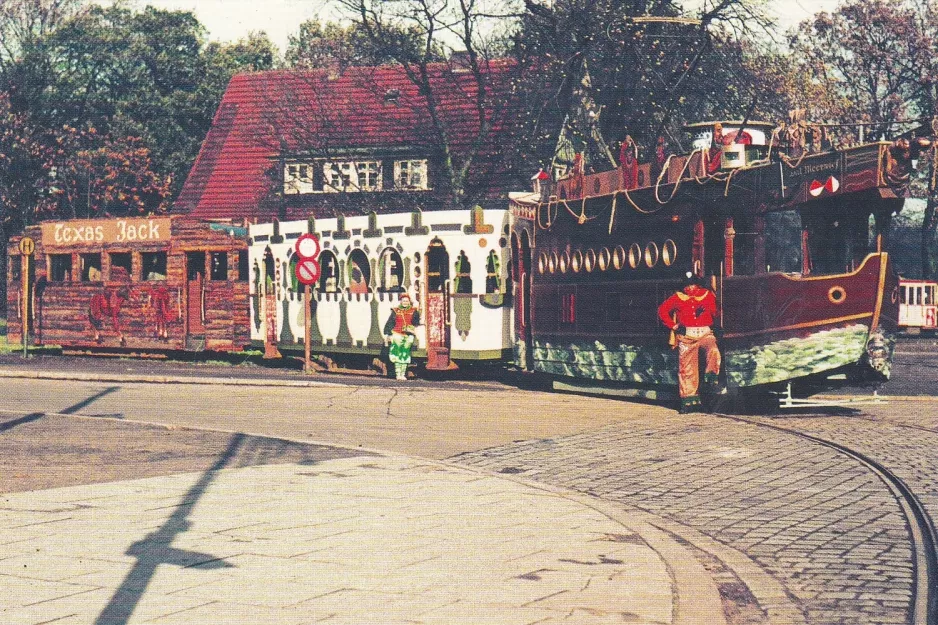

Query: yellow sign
[40,217,172,247]
[18,237,35,256]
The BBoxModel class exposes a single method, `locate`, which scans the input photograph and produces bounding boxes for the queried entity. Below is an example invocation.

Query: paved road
[1,336,936,624]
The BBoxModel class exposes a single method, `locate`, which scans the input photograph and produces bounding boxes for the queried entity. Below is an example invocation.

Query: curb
[0,368,345,389]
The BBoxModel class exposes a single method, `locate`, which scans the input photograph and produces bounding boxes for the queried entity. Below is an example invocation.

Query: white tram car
[898,278,938,332]
[247,208,514,370]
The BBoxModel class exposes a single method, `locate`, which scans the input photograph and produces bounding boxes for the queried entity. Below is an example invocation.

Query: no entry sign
[295,258,321,286]
[295,233,320,260]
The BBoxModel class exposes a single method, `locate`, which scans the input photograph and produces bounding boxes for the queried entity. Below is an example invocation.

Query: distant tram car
[7,217,250,352]
[898,278,938,332]
[248,208,513,370]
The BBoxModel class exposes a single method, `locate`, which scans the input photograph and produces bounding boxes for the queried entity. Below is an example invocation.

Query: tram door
[186,252,206,336]
[424,239,453,370]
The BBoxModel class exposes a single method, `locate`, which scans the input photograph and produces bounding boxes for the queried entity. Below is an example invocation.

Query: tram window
[454,251,472,293]
[237,250,249,281]
[485,251,501,293]
[189,251,207,281]
[378,248,404,292]
[426,242,449,292]
[109,252,132,281]
[347,249,370,294]
[210,252,228,281]
[732,215,756,276]
[49,254,72,282]
[318,250,339,292]
[80,253,102,282]
[765,211,802,273]
[901,286,907,304]
[925,287,933,306]
[141,252,167,281]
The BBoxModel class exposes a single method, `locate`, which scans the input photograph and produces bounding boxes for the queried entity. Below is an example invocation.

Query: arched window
[426,239,449,292]
[318,250,339,293]
[263,247,275,295]
[348,249,370,294]
[288,251,300,294]
[485,250,501,293]
[378,248,404,292]
[454,251,472,293]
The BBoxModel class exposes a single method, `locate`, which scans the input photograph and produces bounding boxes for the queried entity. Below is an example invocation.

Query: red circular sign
[295,233,320,259]
[295,258,321,286]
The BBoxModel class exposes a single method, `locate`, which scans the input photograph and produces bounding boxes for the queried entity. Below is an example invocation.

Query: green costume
[384,296,420,380]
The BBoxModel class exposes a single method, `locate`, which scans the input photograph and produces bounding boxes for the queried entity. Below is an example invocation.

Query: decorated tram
[508,122,906,397]
[6,217,250,352]
[246,208,513,371]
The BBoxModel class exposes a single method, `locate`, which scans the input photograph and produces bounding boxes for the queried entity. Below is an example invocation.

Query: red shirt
[657,285,717,330]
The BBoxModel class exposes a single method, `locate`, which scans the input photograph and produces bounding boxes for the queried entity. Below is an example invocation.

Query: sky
[132,0,844,54]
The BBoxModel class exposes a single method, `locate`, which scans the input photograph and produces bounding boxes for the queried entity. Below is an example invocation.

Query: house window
[141,252,167,281]
[394,159,428,190]
[80,253,102,282]
[284,162,314,194]
[109,252,132,281]
[50,254,73,282]
[323,160,382,192]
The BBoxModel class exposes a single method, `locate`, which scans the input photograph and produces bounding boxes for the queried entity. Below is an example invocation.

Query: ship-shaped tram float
[506,119,918,404]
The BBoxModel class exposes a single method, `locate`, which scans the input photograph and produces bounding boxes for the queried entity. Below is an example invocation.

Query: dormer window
[394,159,428,190]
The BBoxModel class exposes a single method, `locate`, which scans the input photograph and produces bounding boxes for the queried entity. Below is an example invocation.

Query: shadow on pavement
[94,433,244,625]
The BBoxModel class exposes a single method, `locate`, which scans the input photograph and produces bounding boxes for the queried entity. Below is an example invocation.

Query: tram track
[714,412,938,625]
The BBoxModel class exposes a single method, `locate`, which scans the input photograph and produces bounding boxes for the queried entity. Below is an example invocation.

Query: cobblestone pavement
[451,411,916,625]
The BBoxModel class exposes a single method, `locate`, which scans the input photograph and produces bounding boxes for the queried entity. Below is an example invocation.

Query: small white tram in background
[898,278,938,333]
[247,208,514,370]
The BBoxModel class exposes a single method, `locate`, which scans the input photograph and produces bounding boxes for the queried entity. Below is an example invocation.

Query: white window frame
[323,160,382,193]
[394,159,429,190]
[284,162,314,195]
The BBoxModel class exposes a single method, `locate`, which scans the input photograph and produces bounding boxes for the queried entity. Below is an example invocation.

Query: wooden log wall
[6,218,250,352]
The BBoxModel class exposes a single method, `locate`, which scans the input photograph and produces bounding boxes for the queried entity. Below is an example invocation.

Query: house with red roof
[174,60,525,223]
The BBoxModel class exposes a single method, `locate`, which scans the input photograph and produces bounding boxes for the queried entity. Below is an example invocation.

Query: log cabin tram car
[248,207,513,371]
[509,122,909,399]
[6,216,251,353]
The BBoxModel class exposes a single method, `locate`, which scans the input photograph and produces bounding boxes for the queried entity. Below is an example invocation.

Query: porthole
[549,251,558,274]
[559,250,570,274]
[613,245,626,270]
[628,243,642,269]
[571,250,583,273]
[584,249,596,273]
[662,239,677,267]
[538,252,548,274]
[828,285,847,304]
[598,247,611,271]
[644,242,659,268]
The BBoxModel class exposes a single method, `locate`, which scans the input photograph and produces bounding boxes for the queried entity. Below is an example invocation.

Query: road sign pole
[304,284,313,374]
[21,254,28,359]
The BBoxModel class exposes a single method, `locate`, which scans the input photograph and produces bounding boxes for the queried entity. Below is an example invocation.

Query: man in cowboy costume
[657,273,722,412]
[384,293,420,380]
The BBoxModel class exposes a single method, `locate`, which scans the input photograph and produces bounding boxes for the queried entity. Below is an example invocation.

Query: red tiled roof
[175,60,521,221]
